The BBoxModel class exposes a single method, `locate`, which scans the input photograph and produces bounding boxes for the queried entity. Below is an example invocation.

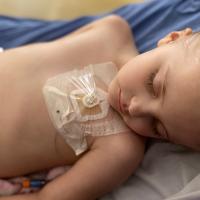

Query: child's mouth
[119,88,124,114]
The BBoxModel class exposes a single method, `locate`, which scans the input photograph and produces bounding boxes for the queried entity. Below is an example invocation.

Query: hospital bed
[1,0,200,199]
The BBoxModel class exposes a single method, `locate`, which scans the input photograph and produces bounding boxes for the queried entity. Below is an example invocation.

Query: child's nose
[128,97,144,117]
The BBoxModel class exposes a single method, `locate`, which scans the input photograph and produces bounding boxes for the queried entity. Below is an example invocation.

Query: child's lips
[118,88,126,115]
[119,88,123,113]
[108,84,120,112]
[109,81,125,114]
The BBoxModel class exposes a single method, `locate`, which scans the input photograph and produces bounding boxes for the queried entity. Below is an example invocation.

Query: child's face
[108,42,200,150]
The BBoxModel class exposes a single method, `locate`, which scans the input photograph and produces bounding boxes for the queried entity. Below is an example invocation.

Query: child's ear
[157,28,193,47]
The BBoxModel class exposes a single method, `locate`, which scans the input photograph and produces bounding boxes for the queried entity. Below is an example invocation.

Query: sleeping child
[0,15,145,200]
[0,14,198,200]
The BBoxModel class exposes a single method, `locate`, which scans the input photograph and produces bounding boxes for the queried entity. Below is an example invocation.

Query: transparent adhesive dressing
[43,62,130,155]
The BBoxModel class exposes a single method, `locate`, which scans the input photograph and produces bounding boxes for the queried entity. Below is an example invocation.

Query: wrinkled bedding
[102,140,200,200]
[1,0,200,199]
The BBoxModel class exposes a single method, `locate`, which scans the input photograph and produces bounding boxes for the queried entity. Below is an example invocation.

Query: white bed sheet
[101,140,200,200]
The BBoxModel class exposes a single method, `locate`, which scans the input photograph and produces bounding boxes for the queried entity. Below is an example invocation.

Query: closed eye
[146,70,158,97]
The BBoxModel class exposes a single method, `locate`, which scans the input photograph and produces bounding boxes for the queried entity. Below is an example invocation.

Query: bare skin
[109,27,200,150]
[0,16,145,200]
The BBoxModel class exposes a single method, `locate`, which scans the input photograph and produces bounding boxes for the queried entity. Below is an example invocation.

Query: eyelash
[147,71,158,97]
[147,70,161,136]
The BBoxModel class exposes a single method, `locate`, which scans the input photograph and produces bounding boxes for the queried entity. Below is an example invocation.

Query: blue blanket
[0,0,200,53]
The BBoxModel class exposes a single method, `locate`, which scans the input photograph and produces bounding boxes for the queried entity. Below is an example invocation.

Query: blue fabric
[0,0,200,53]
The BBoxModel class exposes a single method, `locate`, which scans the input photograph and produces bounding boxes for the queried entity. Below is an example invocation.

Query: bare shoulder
[86,131,146,176]
[92,15,139,64]
[94,15,133,42]
[90,131,145,158]
[65,15,133,43]
[55,15,138,67]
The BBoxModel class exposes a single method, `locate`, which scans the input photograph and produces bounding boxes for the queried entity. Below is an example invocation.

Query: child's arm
[44,132,144,200]
[41,132,145,200]
[0,132,145,200]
